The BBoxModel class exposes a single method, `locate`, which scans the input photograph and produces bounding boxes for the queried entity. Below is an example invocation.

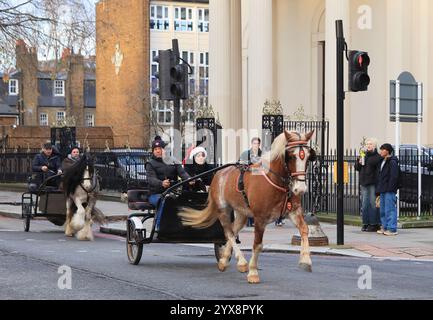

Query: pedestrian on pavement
[240,137,262,227]
[31,142,62,189]
[146,137,194,233]
[184,146,214,192]
[355,138,382,232]
[376,143,399,236]
[240,137,262,165]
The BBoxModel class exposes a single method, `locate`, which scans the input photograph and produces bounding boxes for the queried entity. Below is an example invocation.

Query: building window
[150,5,169,30]
[174,7,194,32]
[199,52,209,96]
[198,8,209,32]
[54,80,65,96]
[39,113,48,126]
[181,105,195,124]
[154,99,172,124]
[85,113,95,127]
[8,79,19,95]
[56,111,65,125]
[151,50,159,94]
[182,51,195,95]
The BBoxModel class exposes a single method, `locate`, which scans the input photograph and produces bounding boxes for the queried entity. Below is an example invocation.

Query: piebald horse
[179,130,316,283]
[63,153,105,241]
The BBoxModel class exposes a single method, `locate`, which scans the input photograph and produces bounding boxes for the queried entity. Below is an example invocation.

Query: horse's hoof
[217,262,227,272]
[247,275,260,284]
[65,232,73,237]
[237,264,249,273]
[299,263,312,273]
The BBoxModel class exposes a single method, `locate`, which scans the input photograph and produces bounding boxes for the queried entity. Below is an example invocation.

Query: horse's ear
[309,148,317,162]
[284,130,298,142]
[305,130,315,141]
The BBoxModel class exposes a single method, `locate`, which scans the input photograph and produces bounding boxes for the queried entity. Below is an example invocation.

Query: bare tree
[0,0,95,72]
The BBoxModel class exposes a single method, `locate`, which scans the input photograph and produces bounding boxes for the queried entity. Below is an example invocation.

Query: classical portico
[209,0,433,162]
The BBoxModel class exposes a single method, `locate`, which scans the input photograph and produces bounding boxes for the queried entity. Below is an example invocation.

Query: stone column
[325,0,350,150]
[209,0,231,129]
[247,0,274,134]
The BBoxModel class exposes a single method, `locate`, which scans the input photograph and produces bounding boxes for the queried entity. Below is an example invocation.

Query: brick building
[96,0,209,149]
[0,41,113,150]
[0,41,97,128]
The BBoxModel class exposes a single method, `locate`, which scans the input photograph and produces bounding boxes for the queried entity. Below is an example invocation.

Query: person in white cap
[185,146,214,192]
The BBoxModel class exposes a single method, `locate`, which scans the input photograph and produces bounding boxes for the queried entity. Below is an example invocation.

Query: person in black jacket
[31,143,62,188]
[355,139,382,232]
[184,146,214,192]
[146,138,193,232]
[376,143,399,236]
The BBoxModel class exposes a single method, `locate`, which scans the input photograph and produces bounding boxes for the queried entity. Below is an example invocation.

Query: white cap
[189,146,207,160]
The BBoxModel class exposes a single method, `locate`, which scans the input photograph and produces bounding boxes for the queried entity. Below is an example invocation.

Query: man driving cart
[31,143,63,190]
[146,138,194,232]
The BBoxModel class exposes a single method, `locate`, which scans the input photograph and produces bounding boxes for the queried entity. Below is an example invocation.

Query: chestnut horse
[179,130,316,284]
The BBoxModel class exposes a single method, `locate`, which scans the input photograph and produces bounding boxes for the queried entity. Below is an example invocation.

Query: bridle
[260,139,314,192]
[79,156,98,194]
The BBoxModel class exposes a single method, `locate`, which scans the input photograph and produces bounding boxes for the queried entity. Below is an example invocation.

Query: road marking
[111,250,121,253]
[25,239,36,242]
[77,250,88,253]
[58,239,66,242]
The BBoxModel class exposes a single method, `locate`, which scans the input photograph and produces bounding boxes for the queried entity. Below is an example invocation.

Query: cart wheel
[214,243,232,263]
[22,203,31,232]
[126,220,143,265]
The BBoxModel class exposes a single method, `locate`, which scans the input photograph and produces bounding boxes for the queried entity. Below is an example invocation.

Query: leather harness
[236,139,312,217]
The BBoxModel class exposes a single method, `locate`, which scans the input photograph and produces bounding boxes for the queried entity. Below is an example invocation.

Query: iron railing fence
[1,148,432,217]
[303,148,433,217]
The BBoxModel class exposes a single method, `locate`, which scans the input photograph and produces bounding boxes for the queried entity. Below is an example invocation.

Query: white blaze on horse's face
[291,147,308,196]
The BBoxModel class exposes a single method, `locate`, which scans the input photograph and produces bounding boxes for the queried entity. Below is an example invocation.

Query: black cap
[152,139,166,150]
[380,143,394,154]
[43,143,53,149]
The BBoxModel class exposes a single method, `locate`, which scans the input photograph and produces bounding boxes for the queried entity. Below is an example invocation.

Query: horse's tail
[178,192,220,229]
[91,207,106,225]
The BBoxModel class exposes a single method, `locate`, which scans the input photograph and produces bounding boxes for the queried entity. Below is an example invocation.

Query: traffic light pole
[336,20,345,245]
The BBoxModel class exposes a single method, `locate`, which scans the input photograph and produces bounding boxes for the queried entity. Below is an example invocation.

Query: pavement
[1,188,433,262]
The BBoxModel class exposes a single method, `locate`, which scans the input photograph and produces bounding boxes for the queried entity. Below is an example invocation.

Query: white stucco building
[209,0,433,159]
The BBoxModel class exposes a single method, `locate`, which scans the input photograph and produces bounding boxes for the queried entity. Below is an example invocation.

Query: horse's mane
[261,131,305,162]
[63,154,94,197]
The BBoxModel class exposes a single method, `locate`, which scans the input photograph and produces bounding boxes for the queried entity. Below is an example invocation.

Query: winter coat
[184,162,215,192]
[239,148,262,164]
[354,150,382,186]
[146,156,191,194]
[31,152,62,186]
[61,154,81,173]
[376,156,400,194]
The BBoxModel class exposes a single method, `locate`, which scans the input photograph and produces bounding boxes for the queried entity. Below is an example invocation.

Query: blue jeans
[360,185,380,225]
[380,192,397,232]
[148,194,165,231]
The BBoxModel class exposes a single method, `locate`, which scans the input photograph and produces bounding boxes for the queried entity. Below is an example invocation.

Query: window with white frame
[85,113,95,127]
[151,50,159,94]
[54,80,65,96]
[198,8,209,32]
[8,79,18,95]
[181,104,195,124]
[39,113,48,126]
[150,5,169,31]
[56,111,65,124]
[174,7,194,32]
[156,100,172,124]
[181,51,195,95]
[199,52,209,96]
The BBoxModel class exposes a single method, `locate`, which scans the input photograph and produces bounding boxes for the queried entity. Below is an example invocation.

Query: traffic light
[154,49,175,100]
[348,50,370,92]
[154,49,189,100]
[170,62,189,100]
